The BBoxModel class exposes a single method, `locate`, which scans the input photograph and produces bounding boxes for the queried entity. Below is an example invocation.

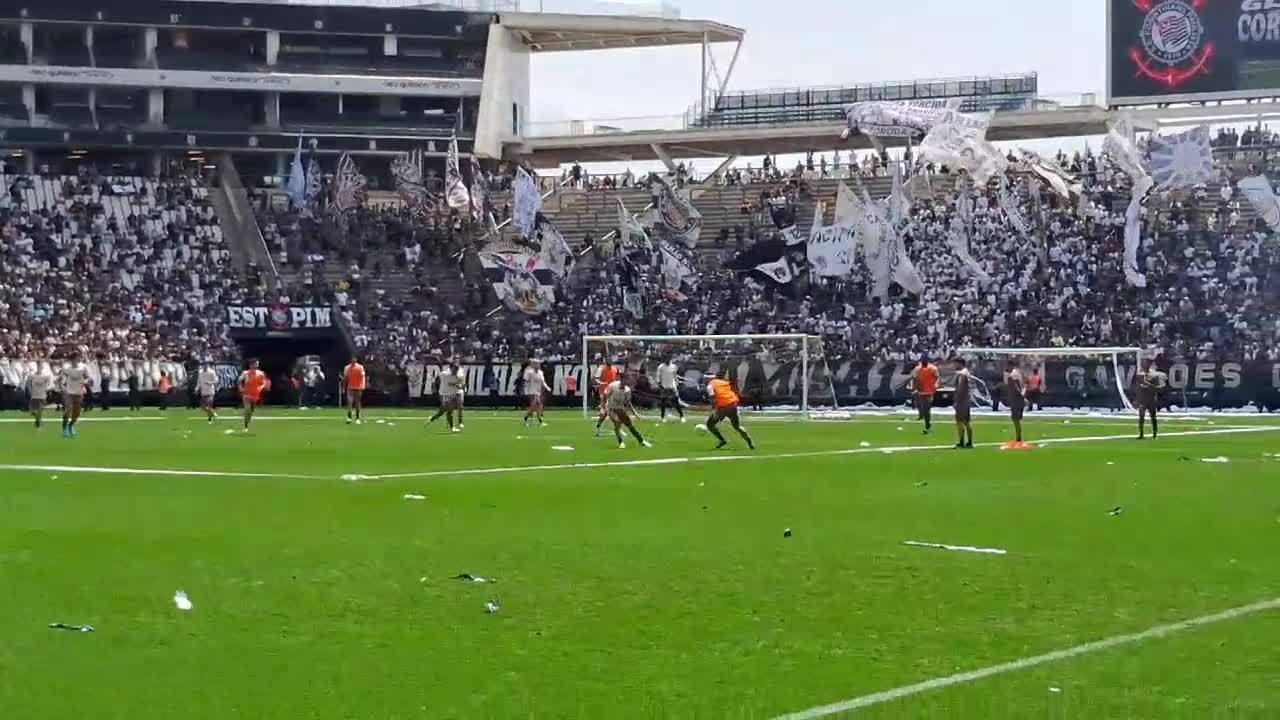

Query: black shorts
[1027,390,1043,404]
[660,388,678,402]
[1009,405,1025,421]
[710,405,740,424]
[918,394,934,411]
[955,404,971,423]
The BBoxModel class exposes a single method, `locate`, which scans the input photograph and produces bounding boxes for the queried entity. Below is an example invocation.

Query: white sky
[527,0,1109,171]
[531,0,1107,123]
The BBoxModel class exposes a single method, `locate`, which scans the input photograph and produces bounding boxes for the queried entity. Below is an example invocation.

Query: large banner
[402,359,1280,411]
[1109,0,1280,105]
[226,305,336,338]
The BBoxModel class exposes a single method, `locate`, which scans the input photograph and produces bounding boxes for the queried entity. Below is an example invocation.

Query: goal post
[581,334,839,417]
[957,346,1145,411]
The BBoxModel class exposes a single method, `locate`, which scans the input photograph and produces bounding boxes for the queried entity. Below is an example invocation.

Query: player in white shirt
[26,368,53,430]
[196,363,220,423]
[427,362,467,432]
[57,358,90,438]
[603,377,652,449]
[521,360,552,427]
[655,358,685,423]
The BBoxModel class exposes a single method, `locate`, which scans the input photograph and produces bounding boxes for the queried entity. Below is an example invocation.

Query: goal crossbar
[957,346,1145,411]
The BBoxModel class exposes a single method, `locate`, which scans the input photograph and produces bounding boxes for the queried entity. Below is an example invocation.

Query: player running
[26,366,52,430]
[238,359,270,432]
[1004,360,1028,447]
[522,359,551,427]
[913,356,939,435]
[700,371,755,450]
[427,362,466,432]
[196,362,220,423]
[655,357,685,423]
[342,357,367,424]
[603,375,652,449]
[953,358,974,449]
[1136,358,1167,440]
[58,357,90,438]
[594,361,620,435]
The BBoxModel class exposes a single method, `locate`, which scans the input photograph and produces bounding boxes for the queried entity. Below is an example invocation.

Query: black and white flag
[534,214,574,278]
[446,133,470,211]
[479,242,557,315]
[513,167,541,237]
[651,174,702,248]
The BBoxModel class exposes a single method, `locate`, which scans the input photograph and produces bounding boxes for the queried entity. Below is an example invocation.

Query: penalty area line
[771,596,1280,719]
[361,426,1280,481]
[0,463,322,480]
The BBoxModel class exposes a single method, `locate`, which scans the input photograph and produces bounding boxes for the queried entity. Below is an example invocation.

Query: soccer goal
[957,346,1145,411]
[581,334,840,418]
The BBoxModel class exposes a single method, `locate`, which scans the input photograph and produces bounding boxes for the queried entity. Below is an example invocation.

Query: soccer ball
[695,424,709,434]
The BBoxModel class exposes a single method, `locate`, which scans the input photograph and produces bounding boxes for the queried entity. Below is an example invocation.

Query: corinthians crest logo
[1129,0,1214,88]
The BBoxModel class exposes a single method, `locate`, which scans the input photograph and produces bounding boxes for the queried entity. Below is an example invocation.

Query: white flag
[1124,175,1153,288]
[919,116,1006,184]
[445,134,470,211]
[946,217,991,284]
[1020,150,1081,200]
[535,216,573,277]
[512,167,541,237]
[753,256,793,284]
[286,134,306,208]
[1238,175,1280,231]
[1103,112,1151,188]
[997,175,1030,236]
[617,198,652,251]
[1147,125,1214,190]
[888,163,909,225]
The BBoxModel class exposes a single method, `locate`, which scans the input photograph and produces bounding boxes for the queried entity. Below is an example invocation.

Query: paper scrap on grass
[551,445,575,452]
[49,623,94,632]
[1201,457,1230,464]
[484,600,501,614]
[403,494,427,501]
[859,441,872,448]
[904,540,1007,555]
[173,590,193,611]
[341,474,374,482]
[453,573,494,584]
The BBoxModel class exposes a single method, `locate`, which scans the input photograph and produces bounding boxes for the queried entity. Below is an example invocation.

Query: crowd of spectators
[0,165,241,363]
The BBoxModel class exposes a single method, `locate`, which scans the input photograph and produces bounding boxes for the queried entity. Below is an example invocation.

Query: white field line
[771,596,1280,719]
[365,426,1280,481]
[0,463,321,480]
[1,427,1272,484]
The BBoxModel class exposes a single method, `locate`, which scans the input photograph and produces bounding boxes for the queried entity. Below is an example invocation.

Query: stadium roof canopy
[496,11,743,52]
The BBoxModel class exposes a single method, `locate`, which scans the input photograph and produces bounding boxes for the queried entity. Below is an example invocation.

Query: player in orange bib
[238,359,271,432]
[700,371,755,450]
[594,361,620,436]
[913,357,940,435]
[342,357,367,424]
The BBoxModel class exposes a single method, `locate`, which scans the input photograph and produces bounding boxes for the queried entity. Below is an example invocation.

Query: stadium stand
[0,168,240,362]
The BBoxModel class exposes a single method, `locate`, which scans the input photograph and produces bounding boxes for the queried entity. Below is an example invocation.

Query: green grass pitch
[1,407,1278,719]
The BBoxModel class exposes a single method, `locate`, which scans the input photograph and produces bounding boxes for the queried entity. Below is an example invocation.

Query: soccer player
[913,356,939,435]
[603,375,652,449]
[1136,358,1167,440]
[594,361,619,435]
[196,362,220,423]
[238,359,270,432]
[1026,365,1044,412]
[427,362,466,432]
[26,367,52,430]
[702,371,755,450]
[1004,360,1027,446]
[58,356,90,438]
[953,358,974,449]
[655,357,685,423]
[522,359,551,427]
[342,357,367,424]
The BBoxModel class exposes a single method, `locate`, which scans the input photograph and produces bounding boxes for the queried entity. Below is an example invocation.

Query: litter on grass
[375,419,387,425]
[1109,506,1123,516]
[914,481,929,488]
[1106,461,1116,466]
[484,600,501,614]
[403,494,427,501]
[859,441,872,448]
[173,590,193,611]
[551,445,575,452]
[49,623,94,633]
[903,541,1007,556]
[341,473,374,482]
[1201,456,1230,464]
[1049,687,1062,694]
[453,573,494,584]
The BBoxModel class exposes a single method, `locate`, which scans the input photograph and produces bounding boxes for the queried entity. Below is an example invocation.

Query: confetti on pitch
[859,441,872,448]
[484,600,501,614]
[453,573,494,584]
[49,623,94,633]
[904,541,1007,556]
[551,445,575,452]
[403,494,427,501]
[173,590,193,611]
[341,474,373,482]
[1201,456,1230,464]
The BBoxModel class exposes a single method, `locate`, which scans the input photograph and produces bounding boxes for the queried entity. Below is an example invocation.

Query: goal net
[582,334,839,418]
[957,346,1145,412]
